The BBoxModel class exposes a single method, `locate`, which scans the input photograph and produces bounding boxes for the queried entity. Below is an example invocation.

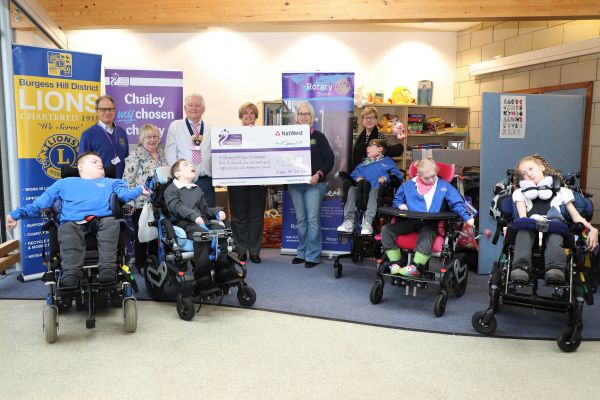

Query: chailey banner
[12,45,101,277]
[104,68,183,145]
[281,72,354,256]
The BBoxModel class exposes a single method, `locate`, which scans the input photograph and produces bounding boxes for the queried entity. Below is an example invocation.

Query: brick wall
[455,20,600,222]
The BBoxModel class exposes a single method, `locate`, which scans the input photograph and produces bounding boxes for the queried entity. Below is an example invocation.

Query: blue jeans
[288,182,326,263]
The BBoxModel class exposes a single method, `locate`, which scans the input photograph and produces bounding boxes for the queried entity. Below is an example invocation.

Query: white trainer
[337,219,355,233]
[361,221,373,235]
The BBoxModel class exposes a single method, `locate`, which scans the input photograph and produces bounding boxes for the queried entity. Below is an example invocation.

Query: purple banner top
[105,69,183,79]
[213,147,310,153]
[105,68,183,145]
[282,72,354,100]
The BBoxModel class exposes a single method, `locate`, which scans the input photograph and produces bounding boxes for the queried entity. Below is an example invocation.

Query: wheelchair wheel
[334,262,343,279]
[57,297,72,312]
[144,256,165,301]
[176,295,195,321]
[433,292,447,317]
[471,311,497,335]
[370,280,384,304]
[351,237,360,263]
[43,306,58,344]
[123,298,137,333]
[452,253,469,298]
[237,283,257,307]
[557,325,582,353]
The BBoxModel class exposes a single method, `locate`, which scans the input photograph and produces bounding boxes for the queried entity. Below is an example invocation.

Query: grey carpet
[1,248,598,339]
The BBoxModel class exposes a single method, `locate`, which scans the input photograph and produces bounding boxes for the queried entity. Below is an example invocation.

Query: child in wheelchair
[336,139,403,235]
[164,159,241,294]
[510,155,598,285]
[381,158,474,278]
[6,152,147,288]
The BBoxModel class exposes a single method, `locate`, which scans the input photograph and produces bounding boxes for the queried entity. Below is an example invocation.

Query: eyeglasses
[97,107,115,113]
[363,116,377,121]
[297,112,311,117]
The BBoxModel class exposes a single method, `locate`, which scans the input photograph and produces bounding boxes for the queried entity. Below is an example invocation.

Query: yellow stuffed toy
[391,86,415,105]
[378,113,398,134]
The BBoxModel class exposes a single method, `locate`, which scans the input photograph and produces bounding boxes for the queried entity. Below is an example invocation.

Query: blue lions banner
[281,72,354,256]
[12,45,101,276]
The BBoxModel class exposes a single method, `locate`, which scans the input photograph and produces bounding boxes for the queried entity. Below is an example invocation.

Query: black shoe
[98,267,118,284]
[194,276,220,294]
[510,266,531,284]
[249,254,261,264]
[292,257,305,264]
[545,268,566,285]
[60,274,79,289]
[305,261,319,269]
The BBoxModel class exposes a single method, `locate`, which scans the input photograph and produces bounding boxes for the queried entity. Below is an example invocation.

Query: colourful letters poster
[12,45,101,276]
[500,95,526,138]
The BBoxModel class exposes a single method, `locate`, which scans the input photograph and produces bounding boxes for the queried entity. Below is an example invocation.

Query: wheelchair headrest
[60,164,116,179]
[155,166,172,184]
[408,162,455,182]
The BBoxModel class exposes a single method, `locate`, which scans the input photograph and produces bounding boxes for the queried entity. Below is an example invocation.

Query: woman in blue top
[381,158,474,277]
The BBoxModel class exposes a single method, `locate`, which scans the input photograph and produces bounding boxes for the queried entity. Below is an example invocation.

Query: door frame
[506,81,593,189]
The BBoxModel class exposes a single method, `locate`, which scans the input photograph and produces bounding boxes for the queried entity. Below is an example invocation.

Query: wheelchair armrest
[160,218,177,240]
[336,171,357,186]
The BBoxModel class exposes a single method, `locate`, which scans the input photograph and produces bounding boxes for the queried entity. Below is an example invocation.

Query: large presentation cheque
[211,124,312,186]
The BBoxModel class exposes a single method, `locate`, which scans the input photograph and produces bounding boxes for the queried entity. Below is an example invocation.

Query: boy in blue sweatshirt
[381,158,474,277]
[6,152,147,288]
[337,139,403,235]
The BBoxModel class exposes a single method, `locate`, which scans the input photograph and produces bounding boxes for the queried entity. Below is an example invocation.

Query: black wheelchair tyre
[370,280,384,304]
[144,255,165,301]
[351,237,360,263]
[433,292,447,317]
[334,262,343,279]
[452,253,469,297]
[176,296,195,321]
[56,297,72,312]
[471,311,497,335]
[237,284,257,307]
[557,326,582,353]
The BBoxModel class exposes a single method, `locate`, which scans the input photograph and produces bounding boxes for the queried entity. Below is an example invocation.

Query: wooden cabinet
[354,104,470,170]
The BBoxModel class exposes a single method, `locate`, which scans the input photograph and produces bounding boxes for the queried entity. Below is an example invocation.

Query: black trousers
[131,208,158,271]
[228,185,267,257]
[176,220,229,279]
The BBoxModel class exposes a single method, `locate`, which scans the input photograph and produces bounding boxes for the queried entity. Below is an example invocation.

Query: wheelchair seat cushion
[172,226,194,252]
[395,232,445,253]
[394,220,446,253]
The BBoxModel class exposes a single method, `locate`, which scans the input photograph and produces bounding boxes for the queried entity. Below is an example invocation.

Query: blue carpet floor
[2,248,599,340]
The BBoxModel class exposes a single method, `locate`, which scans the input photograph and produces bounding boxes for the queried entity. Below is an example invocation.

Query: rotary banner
[281,72,354,256]
[12,45,101,276]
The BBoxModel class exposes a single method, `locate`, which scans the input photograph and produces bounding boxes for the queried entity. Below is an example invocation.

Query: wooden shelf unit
[354,104,470,170]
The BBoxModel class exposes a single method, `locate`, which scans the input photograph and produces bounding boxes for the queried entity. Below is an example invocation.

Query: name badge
[191,145,202,151]
[111,156,121,165]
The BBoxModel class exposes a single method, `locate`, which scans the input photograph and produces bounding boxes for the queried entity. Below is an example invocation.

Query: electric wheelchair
[41,165,138,343]
[472,171,595,352]
[142,166,256,321]
[333,170,403,278]
[369,162,473,317]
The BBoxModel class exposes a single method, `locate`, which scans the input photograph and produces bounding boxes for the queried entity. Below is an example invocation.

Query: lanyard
[185,119,204,138]
[101,124,117,157]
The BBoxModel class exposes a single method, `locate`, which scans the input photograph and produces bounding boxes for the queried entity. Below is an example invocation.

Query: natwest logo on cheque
[275,129,303,137]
